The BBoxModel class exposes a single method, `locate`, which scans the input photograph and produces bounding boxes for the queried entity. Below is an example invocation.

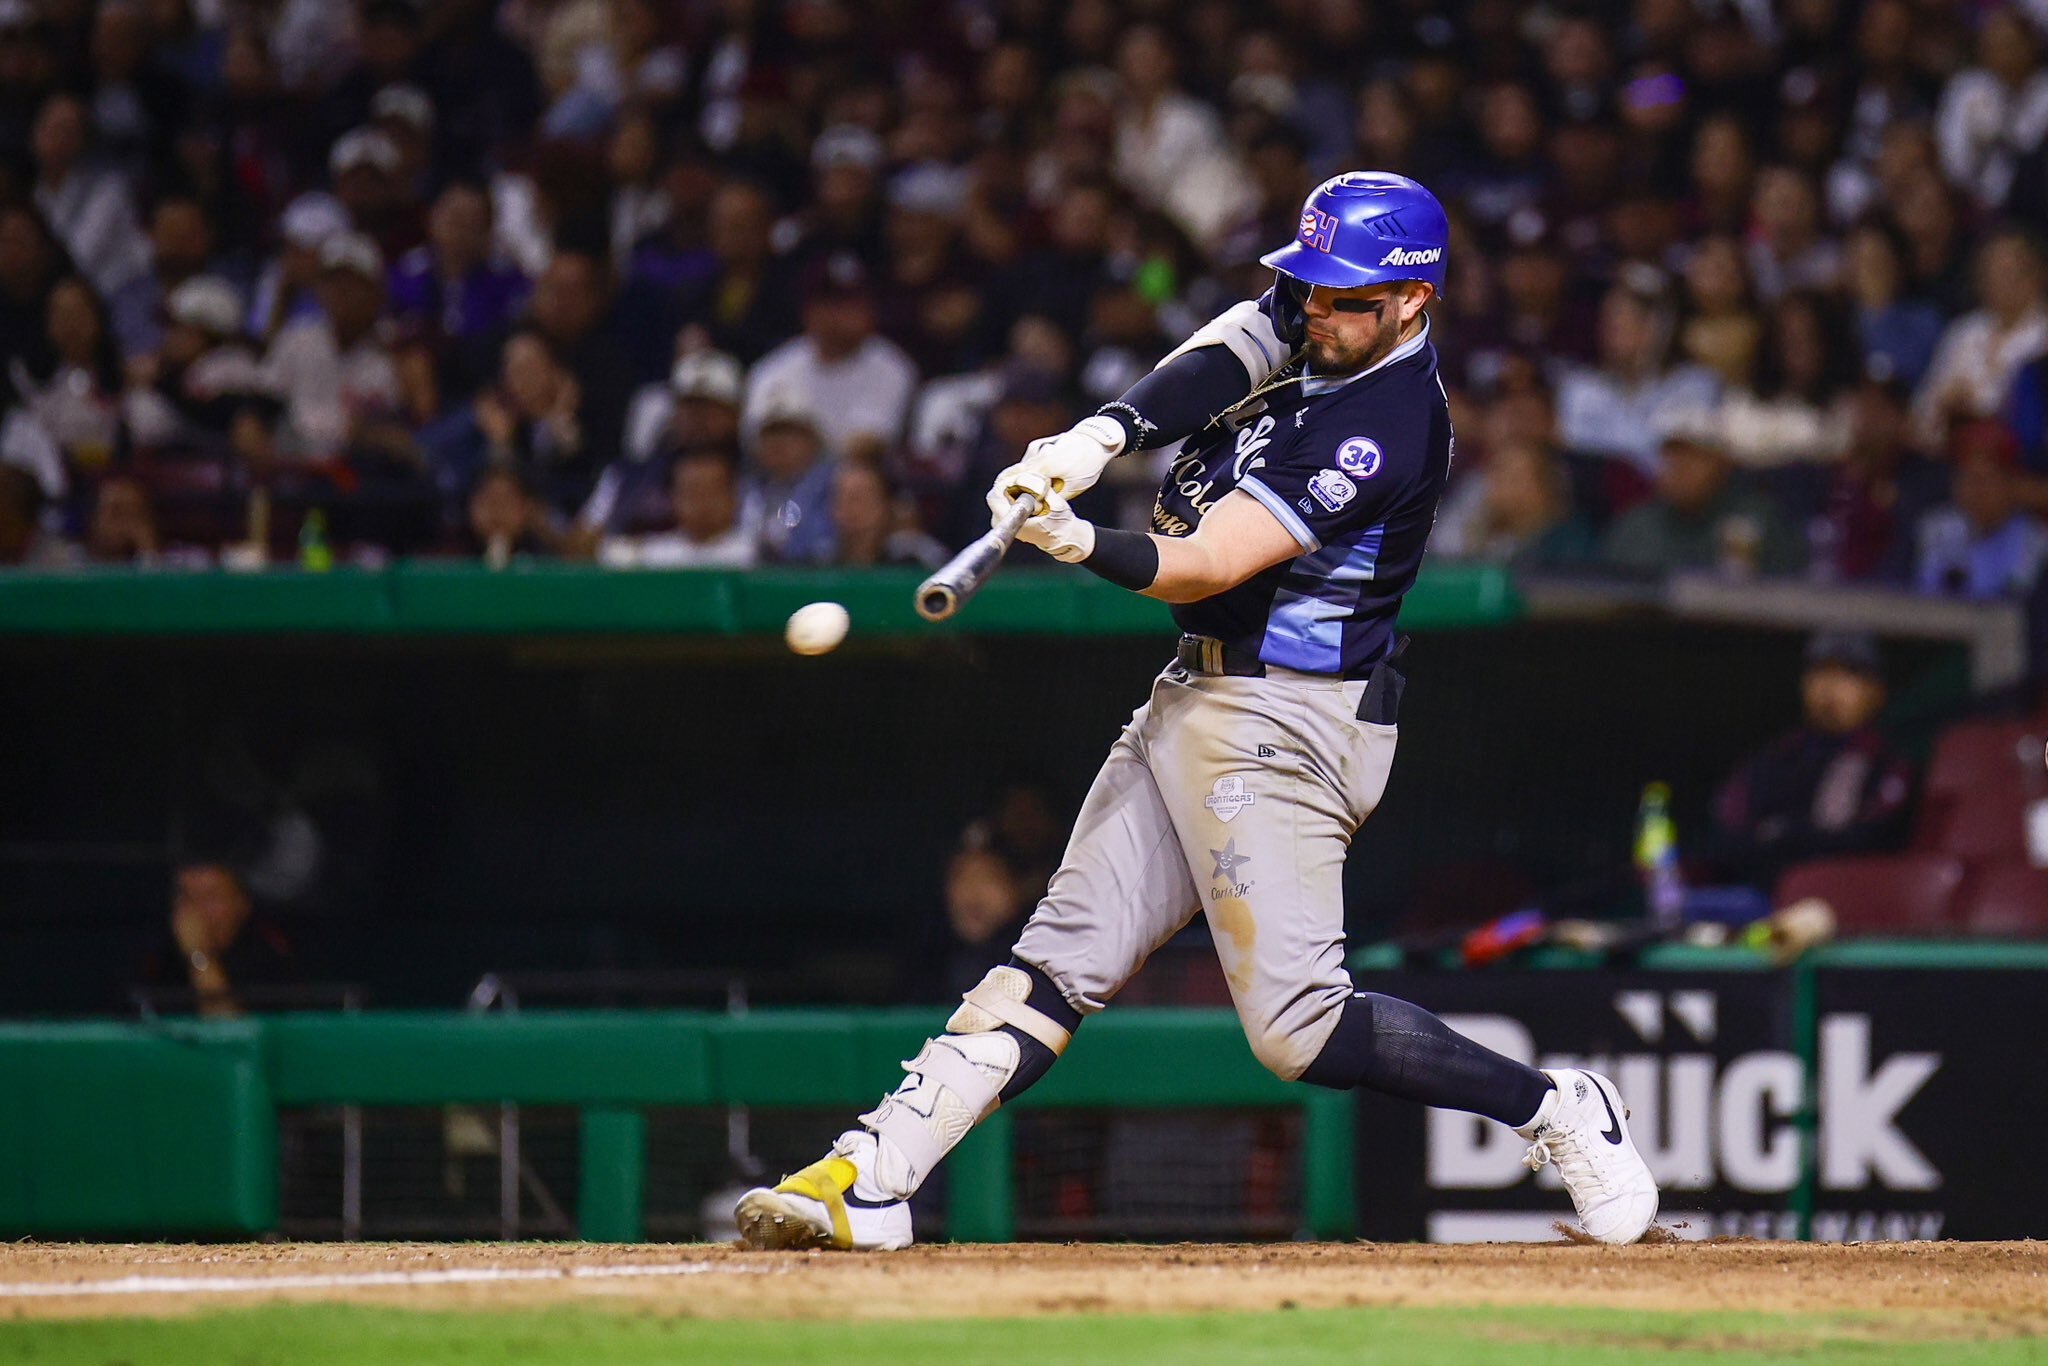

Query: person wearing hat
[124,275,265,451]
[742,249,918,462]
[1698,630,1915,894]
[259,231,403,460]
[328,126,418,260]
[1913,420,2048,599]
[574,347,744,538]
[250,192,353,343]
[1598,408,1805,577]
[740,385,836,564]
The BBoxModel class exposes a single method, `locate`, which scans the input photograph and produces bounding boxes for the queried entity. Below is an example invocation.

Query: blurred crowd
[0,0,2044,600]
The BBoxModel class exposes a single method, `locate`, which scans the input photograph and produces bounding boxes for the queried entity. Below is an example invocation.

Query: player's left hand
[987,480,1096,563]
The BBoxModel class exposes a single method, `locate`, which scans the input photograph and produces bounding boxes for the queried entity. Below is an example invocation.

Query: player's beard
[1303,309,1406,378]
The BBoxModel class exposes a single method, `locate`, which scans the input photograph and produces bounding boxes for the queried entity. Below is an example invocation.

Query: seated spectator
[920,847,1025,1004]
[420,329,592,513]
[1430,440,1595,569]
[1600,415,1806,577]
[1934,8,2048,212]
[249,193,352,344]
[1914,421,2047,598]
[261,232,404,462]
[583,347,745,536]
[1715,291,1854,468]
[743,390,836,564]
[388,181,530,401]
[139,863,297,1019]
[29,92,151,307]
[1745,165,1842,301]
[1914,229,2048,446]
[328,126,417,259]
[1678,235,1762,389]
[1812,377,1948,583]
[1555,269,1721,478]
[0,205,71,375]
[519,249,633,465]
[1696,631,1914,894]
[0,460,78,567]
[124,276,265,451]
[11,275,126,479]
[1845,221,1944,390]
[743,252,919,463]
[110,193,227,362]
[671,180,797,364]
[623,347,743,466]
[457,465,553,564]
[84,473,203,566]
[599,447,755,569]
[829,462,947,569]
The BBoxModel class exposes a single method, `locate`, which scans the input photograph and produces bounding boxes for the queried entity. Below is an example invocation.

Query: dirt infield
[0,1240,2042,1325]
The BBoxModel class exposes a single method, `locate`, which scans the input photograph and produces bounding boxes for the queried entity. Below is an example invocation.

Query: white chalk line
[0,1260,773,1298]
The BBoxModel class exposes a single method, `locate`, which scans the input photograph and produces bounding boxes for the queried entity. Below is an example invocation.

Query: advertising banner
[1350,966,2014,1242]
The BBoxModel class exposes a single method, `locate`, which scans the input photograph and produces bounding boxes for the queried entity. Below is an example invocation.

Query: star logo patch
[1210,839,1251,881]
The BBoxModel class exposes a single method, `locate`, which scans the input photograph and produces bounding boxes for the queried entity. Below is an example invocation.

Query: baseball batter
[737,173,1660,1250]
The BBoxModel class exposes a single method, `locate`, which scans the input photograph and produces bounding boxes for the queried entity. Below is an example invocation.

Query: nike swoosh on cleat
[1593,1081,1626,1145]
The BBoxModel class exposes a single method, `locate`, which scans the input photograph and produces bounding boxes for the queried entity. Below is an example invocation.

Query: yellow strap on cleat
[774,1156,857,1250]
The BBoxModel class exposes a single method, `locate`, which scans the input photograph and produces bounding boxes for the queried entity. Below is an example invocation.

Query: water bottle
[298,508,333,572]
[1635,781,1685,930]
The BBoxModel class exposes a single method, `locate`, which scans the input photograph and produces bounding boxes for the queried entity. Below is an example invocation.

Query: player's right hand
[1007,485,1097,564]
[1014,414,1127,499]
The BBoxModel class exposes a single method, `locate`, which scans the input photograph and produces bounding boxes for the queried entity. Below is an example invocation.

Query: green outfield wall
[0,562,1516,636]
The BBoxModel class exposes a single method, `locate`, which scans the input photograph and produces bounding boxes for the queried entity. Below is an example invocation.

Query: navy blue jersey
[1150,319,1452,678]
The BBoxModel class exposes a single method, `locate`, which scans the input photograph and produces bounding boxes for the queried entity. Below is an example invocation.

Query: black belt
[1175,634,1408,725]
[1175,634,1268,677]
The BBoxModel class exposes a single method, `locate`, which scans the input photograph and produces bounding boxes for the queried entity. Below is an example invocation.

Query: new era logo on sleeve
[1299,206,1338,252]
[1308,467,1355,512]
[1336,436,1383,479]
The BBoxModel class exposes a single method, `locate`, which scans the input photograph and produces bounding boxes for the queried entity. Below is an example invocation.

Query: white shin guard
[852,966,1072,1201]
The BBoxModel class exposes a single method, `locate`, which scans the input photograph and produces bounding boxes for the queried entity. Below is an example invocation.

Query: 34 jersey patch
[1336,436,1383,479]
[1307,467,1356,511]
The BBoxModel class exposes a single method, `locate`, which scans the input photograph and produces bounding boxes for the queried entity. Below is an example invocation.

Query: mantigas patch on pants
[1204,774,1256,823]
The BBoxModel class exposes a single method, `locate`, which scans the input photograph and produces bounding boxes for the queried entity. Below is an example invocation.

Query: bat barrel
[915,579,959,622]
[911,495,1038,623]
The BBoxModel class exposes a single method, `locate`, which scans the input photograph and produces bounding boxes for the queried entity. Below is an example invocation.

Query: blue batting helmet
[1260,172,1450,292]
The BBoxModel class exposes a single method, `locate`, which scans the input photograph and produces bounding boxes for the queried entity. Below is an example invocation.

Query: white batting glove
[985,478,1095,563]
[1016,413,1127,499]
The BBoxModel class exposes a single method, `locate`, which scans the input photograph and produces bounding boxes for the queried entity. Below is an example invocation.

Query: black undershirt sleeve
[1095,343,1256,452]
[1078,527,1160,591]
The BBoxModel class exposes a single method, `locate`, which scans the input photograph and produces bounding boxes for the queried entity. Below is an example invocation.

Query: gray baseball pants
[1013,660,1397,1080]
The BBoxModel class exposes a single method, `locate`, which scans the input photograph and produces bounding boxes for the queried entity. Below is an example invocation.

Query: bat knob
[915,582,958,622]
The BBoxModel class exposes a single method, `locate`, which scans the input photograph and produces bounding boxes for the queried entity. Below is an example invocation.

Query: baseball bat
[915,493,1039,622]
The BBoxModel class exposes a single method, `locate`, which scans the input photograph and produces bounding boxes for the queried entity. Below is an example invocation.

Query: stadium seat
[1923,719,2043,803]
[1956,860,2048,938]
[1774,852,1967,936]
[1925,787,2033,863]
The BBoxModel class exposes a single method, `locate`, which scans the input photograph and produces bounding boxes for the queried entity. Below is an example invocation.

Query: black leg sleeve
[1297,991,1553,1128]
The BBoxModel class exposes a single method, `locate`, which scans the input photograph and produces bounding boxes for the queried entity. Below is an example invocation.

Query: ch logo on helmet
[1336,437,1383,479]
[1378,246,1442,267]
[1299,206,1338,253]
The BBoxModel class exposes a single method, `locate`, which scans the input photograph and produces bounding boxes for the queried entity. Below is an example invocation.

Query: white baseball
[784,601,850,656]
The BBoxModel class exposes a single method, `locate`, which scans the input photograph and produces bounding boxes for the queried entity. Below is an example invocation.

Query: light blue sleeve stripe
[1236,475,1320,552]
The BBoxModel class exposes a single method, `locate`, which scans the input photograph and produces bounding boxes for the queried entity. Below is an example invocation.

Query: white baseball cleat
[1517,1067,1660,1245]
[733,1137,914,1251]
